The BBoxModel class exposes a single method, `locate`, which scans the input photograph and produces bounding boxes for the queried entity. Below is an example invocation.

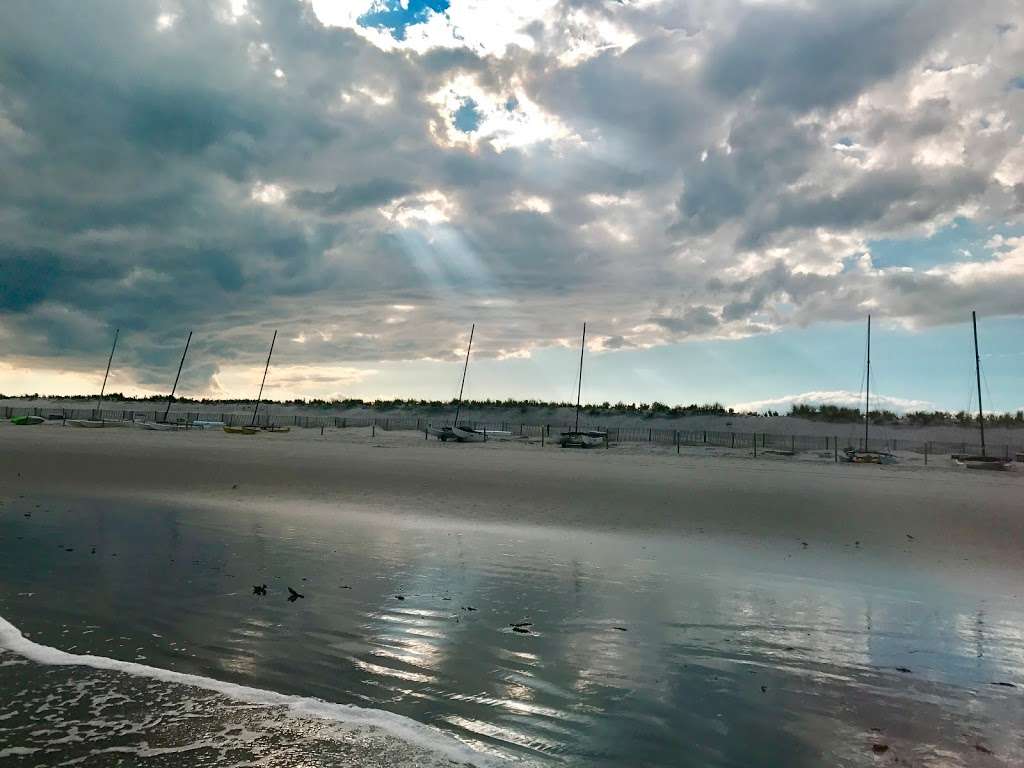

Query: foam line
[0,614,493,766]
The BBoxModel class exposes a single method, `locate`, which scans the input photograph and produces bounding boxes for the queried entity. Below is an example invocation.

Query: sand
[3,421,1024,766]
[3,420,1022,584]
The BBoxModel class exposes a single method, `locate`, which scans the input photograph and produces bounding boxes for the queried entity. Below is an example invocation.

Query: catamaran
[138,331,192,430]
[428,325,512,442]
[560,322,607,448]
[843,314,895,464]
[225,330,276,435]
[68,329,129,428]
[952,312,1010,470]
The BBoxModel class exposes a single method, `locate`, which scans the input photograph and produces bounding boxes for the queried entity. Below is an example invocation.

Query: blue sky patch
[453,97,482,133]
[866,218,1009,270]
[357,0,449,41]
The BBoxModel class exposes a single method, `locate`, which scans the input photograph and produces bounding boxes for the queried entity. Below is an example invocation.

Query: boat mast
[453,324,474,427]
[162,330,192,423]
[864,314,870,449]
[96,328,120,418]
[250,330,277,426]
[574,322,587,433]
[972,310,985,457]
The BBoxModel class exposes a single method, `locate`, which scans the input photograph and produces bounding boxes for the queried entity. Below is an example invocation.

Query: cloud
[0,0,1021,398]
[290,179,415,215]
[732,390,938,415]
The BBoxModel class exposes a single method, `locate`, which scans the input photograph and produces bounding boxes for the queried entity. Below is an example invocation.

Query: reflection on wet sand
[0,495,1021,766]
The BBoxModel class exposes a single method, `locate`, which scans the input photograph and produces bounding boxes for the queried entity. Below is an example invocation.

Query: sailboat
[952,312,1010,470]
[225,330,277,435]
[429,325,501,442]
[559,323,607,448]
[68,329,130,428]
[138,331,192,430]
[843,315,895,464]
[427,325,512,443]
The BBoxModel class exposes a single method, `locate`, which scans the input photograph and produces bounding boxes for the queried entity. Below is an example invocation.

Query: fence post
[703,431,707,444]
[752,433,756,457]
[372,423,375,437]
[676,430,679,455]
[731,432,735,449]
[541,430,545,447]
[924,442,928,465]
[834,438,838,463]
[791,435,795,454]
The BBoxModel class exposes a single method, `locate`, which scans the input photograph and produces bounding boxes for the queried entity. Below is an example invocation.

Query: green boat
[11,415,45,425]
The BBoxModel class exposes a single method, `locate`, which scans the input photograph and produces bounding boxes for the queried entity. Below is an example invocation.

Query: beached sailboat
[560,323,607,448]
[137,331,192,431]
[952,312,1010,470]
[426,326,513,442]
[249,330,280,430]
[69,329,127,428]
[430,324,483,442]
[844,315,895,464]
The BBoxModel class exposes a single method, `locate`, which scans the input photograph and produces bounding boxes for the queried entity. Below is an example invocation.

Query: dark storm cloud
[702,1,953,111]
[739,167,989,247]
[290,179,416,215]
[0,0,1020,394]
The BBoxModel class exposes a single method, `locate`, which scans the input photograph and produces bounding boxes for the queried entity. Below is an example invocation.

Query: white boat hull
[953,455,1011,470]
[137,421,179,431]
[67,419,131,428]
[428,426,512,442]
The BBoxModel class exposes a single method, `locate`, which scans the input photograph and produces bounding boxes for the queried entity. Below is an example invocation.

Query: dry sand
[2,421,1022,586]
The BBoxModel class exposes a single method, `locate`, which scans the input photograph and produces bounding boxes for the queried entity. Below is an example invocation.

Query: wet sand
[3,422,1023,576]
[1,423,1023,765]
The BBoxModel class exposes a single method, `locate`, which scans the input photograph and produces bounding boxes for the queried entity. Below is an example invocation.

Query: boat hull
[67,419,130,428]
[843,450,896,464]
[953,455,1011,470]
[223,426,259,435]
[559,431,607,448]
[11,416,45,426]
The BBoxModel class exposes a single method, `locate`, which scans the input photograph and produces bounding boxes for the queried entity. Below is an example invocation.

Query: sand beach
[1,422,1022,765]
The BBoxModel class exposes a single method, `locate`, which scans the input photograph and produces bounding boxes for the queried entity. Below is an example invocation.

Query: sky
[0,0,1022,413]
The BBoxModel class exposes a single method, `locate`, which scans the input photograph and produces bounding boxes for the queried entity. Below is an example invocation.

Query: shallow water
[0,494,1021,766]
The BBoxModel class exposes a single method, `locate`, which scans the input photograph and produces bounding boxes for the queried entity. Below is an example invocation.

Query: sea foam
[0,614,493,766]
